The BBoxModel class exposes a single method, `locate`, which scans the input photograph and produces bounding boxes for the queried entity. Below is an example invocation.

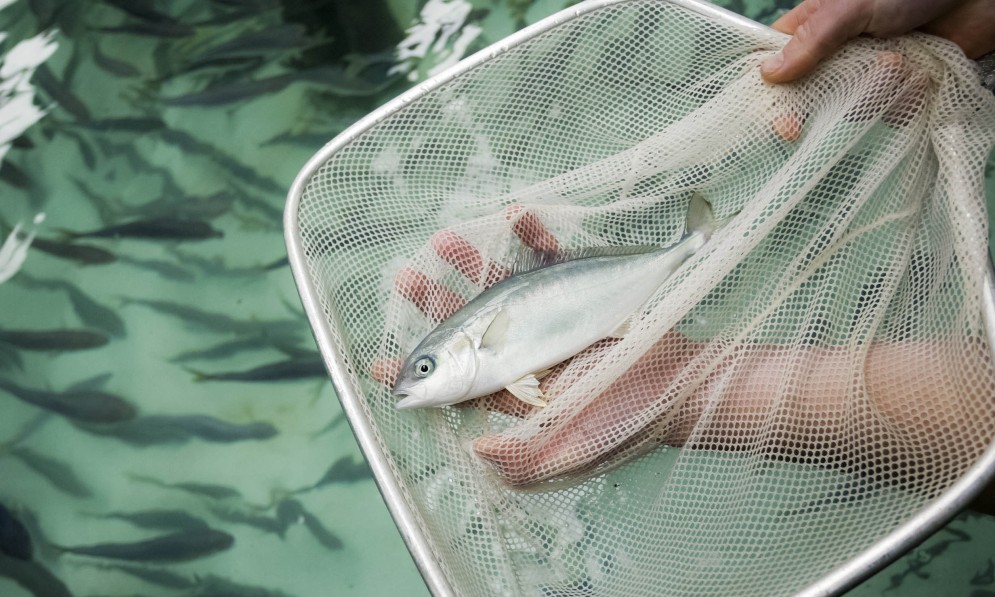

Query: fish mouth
[394,393,420,410]
[393,388,418,410]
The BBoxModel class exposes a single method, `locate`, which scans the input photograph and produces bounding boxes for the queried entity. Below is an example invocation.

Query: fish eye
[413,357,435,378]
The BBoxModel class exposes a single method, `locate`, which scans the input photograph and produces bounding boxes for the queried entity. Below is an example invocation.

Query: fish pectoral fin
[479,308,509,350]
[505,373,547,407]
[465,307,509,351]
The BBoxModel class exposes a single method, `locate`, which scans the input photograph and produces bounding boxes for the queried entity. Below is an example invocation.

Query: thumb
[762,0,872,83]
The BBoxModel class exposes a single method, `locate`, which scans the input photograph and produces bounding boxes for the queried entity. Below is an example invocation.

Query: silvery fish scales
[393,194,721,409]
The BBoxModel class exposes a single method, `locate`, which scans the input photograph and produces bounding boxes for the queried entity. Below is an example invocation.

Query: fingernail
[762,50,784,74]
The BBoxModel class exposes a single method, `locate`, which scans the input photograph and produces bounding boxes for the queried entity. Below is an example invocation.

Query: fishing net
[287,0,995,594]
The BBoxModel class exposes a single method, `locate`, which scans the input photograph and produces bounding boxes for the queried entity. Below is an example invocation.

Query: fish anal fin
[505,373,547,407]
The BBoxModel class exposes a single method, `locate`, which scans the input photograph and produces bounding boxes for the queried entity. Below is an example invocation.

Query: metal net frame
[285,1,995,594]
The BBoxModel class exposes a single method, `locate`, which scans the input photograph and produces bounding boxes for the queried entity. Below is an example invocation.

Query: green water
[0,1,993,596]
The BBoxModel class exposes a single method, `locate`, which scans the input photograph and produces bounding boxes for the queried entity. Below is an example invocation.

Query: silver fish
[393,193,729,409]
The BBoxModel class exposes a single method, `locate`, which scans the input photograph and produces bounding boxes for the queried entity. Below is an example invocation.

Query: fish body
[119,255,195,282]
[95,415,278,445]
[68,218,222,241]
[187,24,313,68]
[57,528,233,562]
[0,328,108,351]
[31,237,117,264]
[93,21,195,38]
[98,509,209,532]
[0,379,137,423]
[394,194,726,409]
[127,474,243,501]
[10,447,93,498]
[162,73,297,107]
[312,456,371,488]
[93,45,140,77]
[189,355,326,382]
[121,297,298,336]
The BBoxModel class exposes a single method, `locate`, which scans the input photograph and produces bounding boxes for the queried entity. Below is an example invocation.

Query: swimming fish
[0,379,137,424]
[120,297,298,336]
[55,528,234,562]
[63,217,223,241]
[127,474,242,501]
[9,447,93,498]
[187,354,326,382]
[86,414,278,446]
[0,328,109,351]
[30,237,118,264]
[310,455,372,488]
[394,193,730,409]
[93,509,210,532]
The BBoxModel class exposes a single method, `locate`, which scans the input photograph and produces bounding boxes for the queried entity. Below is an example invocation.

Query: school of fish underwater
[1,0,995,595]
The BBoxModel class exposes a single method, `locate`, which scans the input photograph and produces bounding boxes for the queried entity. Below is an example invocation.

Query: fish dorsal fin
[508,244,660,275]
[505,372,548,407]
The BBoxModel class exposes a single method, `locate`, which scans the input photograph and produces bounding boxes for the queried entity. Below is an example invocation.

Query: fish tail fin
[44,540,69,555]
[183,367,209,382]
[685,191,738,241]
[54,227,80,242]
[685,192,717,240]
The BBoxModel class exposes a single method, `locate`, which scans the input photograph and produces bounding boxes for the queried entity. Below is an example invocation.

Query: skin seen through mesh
[373,207,995,489]
[290,6,995,593]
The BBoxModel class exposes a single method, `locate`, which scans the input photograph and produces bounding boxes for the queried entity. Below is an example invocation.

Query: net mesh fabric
[292,1,995,594]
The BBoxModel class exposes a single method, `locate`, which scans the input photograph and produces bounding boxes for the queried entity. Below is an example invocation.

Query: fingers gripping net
[290,1,995,595]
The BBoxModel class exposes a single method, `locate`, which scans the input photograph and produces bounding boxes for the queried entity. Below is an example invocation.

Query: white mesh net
[290,1,995,594]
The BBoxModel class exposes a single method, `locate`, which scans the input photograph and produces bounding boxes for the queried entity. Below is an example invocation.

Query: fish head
[393,330,478,409]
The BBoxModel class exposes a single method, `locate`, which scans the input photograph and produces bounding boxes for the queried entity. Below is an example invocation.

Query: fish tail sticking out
[685,190,738,241]
[685,192,717,240]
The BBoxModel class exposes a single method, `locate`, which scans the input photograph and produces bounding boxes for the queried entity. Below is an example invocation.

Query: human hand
[761,0,995,83]
[376,209,992,490]
[371,212,794,485]
[372,209,708,484]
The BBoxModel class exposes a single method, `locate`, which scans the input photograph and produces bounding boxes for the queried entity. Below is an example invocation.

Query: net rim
[282,1,995,594]
[797,259,995,597]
